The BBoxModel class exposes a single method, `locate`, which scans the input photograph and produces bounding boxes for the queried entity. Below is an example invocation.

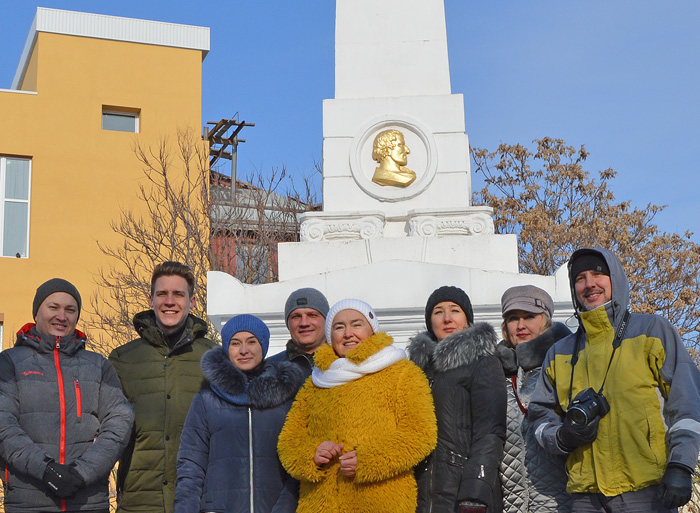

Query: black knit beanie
[33,278,82,320]
[425,285,474,335]
[570,250,610,280]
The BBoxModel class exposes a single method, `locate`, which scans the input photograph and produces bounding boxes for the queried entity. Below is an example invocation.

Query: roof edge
[11,7,210,89]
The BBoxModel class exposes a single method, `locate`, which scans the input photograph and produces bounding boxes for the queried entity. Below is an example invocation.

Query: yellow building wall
[0,31,204,351]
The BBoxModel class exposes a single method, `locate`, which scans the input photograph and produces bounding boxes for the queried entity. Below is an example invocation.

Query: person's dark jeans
[571,485,678,513]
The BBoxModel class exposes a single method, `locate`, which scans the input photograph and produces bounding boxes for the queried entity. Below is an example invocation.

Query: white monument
[208,0,575,350]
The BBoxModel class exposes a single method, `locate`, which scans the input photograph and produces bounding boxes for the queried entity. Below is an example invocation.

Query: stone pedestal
[207,0,576,351]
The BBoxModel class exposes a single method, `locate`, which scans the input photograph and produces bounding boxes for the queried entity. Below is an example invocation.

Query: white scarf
[311,345,407,388]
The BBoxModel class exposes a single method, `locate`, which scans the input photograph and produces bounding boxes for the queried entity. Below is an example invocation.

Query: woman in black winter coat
[407,286,507,513]
[174,314,305,513]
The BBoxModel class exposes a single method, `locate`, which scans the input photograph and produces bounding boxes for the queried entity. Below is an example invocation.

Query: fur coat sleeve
[277,382,328,483]
[353,359,436,483]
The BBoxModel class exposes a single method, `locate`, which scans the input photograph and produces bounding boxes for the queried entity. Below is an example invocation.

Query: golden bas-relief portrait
[371,129,417,187]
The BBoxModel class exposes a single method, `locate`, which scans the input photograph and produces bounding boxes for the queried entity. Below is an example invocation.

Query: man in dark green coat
[109,262,216,513]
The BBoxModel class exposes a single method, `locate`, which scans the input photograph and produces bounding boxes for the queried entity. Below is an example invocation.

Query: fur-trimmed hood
[407,322,498,373]
[514,322,571,371]
[496,322,572,376]
[201,346,304,408]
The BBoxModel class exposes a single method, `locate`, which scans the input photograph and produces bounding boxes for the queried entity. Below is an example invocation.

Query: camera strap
[567,309,630,405]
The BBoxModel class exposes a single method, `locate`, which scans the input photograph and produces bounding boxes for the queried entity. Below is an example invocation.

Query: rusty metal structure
[204,116,255,194]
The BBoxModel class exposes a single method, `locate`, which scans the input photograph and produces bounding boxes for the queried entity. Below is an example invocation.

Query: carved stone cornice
[407,207,494,237]
[299,211,386,242]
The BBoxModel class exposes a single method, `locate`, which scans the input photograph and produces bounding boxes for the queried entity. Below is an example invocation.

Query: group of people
[0,248,698,513]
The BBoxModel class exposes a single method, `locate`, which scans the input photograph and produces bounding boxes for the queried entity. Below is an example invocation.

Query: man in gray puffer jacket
[0,278,134,513]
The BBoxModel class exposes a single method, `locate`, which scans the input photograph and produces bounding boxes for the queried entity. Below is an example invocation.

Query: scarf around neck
[311,344,406,388]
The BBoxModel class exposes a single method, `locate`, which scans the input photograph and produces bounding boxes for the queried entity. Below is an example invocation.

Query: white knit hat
[325,299,380,343]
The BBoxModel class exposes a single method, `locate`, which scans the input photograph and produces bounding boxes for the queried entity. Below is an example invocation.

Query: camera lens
[567,406,588,427]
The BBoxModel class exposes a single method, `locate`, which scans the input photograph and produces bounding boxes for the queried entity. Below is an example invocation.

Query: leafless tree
[83,129,318,355]
[211,165,319,284]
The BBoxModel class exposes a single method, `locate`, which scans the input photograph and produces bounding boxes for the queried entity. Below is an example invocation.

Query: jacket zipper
[427,375,434,513]
[427,455,435,513]
[74,380,82,418]
[53,338,68,512]
[248,407,254,513]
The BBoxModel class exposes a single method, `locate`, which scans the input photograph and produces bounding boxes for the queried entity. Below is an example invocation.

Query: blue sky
[2,1,699,243]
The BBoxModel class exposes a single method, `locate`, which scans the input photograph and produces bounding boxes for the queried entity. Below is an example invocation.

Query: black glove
[457,500,486,513]
[660,463,693,509]
[555,416,600,453]
[43,461,85,499]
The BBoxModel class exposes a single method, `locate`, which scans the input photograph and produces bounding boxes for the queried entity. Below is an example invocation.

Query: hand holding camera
[556,388,609,453]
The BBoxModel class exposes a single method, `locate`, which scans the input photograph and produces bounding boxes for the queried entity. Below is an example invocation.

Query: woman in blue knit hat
[174,314,304,513]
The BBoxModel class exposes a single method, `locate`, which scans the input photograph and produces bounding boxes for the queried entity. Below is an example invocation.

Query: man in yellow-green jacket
[529,248,700,513]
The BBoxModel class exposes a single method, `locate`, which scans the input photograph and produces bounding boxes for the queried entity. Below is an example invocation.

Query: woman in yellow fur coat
[278,299,437,513]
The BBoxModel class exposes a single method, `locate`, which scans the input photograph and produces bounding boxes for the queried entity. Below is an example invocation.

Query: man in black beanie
[529,248,700,512]
[0,278,133,513]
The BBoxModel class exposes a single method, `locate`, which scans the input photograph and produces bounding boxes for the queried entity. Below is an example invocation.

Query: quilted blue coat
[174,347,304,513]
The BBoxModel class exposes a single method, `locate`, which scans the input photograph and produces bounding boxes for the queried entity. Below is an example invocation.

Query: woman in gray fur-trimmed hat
[407,286,507,513]
[496,285,573,513]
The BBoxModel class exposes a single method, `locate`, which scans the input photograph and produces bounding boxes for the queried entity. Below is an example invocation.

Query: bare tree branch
[83,129,319,355]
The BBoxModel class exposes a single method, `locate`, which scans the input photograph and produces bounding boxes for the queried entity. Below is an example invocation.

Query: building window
[102,106,140,133]
[1,156,31,258]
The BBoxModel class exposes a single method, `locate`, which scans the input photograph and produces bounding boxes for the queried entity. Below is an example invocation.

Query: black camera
[566,388,610,427]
